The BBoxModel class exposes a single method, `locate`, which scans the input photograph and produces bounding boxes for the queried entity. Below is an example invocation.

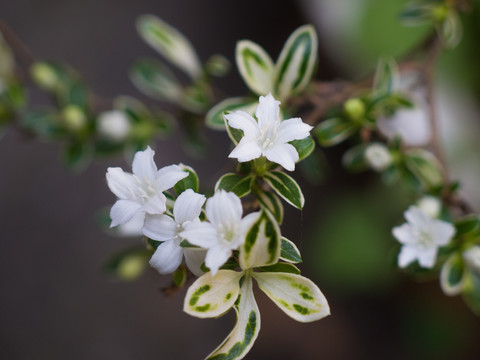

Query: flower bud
[97,110,131,142]
[343,98,365,123]
[62,105,87,132]
[416,195,442,218]
[364,143,392,171]
[30,62,59,91]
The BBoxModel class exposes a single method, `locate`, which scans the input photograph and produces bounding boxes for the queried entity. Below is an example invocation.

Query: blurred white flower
[364,143,392,171]
[416,195,442,218]
[226,93,312,171]
[97,110,131,142]
[393,206,455,268]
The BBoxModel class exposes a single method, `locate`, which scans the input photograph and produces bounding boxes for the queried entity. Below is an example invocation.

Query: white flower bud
[364,143,392,171]
[97,110,131,141]
[463,246,480,272]
[416,195,442,218]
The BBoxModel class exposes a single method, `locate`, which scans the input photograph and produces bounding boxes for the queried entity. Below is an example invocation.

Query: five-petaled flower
[106,146,188,227]
[180,190,260,275]
[393,206,456,268]
[225,93,312,171]
[142,189,207,276]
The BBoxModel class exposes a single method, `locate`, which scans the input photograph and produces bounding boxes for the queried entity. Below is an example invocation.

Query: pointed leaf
[257,262,300,274]
[454,215,480,236]
[240,210,281,270]
[280,237,302,264]
[256,188,284,224]
[373,57,399,96]
[439,9,462,49]
[206,97,256,131]
[404,149,445,190]
[224,115,245,145]
[290,136,315,162]
[274,25,318,100]
[173,264,187,287]
[263,170,304,209]
[440,253,465,296]
[236,40,274,95]
[314,117,357,147]
[184,270,242,318]
[136,15,202,79]
[215,173,255,198]
[342,143,369,172]
[207,276,260,360]
[253,272,330,322]
[174,164,199,194]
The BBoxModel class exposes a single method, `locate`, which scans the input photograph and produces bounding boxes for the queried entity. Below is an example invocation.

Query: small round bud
[30,62,59,91]
[97,110,131,142]
[344,98,365,122]
[117,254,147,281]
[62,105,87,132]
[416,195,442,218]
[364,143,392,171]
[205,54,231,77]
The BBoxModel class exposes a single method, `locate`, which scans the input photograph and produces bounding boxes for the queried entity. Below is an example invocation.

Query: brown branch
[0,20,36,67]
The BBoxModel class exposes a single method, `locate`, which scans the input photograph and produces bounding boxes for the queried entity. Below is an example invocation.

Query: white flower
[463,246,480,272]
[393,206,456,268]
[416,195,442,218]
[106,146,188,227]
[142,189,207,276]
[97,110,131,142]
[364,143,392,171]
[116,212,145,237]
[225,93,312,171]
[180,190,260,275]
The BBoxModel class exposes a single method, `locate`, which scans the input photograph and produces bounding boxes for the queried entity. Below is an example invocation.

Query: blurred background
[1,0,479,359]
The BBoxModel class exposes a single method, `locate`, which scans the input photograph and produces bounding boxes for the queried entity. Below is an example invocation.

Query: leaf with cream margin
[273,25,318,100]
[253,272,330,322]
[236,40,274,96]
[207,276,260,360]
[440,253,465,296]
[184,270,242,318]
[136,15,202,79]
[263,171,305,209]
[206,97,256,131]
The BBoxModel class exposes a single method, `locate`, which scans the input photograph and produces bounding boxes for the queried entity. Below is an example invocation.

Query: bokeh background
[1,0,480,359]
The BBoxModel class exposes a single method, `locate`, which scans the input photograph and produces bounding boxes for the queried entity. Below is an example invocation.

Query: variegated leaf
[173,164,199,194]
[314,117,357,147]
[256,188,284,224]
[274,25,318,100]
[373,57,399,96]
[236,40,274,96]
[280,237,302,264]
[239,210,281,270]
[263,171,304,209]
[440,253,465,296]
[404,149,445,190]
[215,173,255,198]
[184,270,242,318]
[206,97,256,131]
[136,15,202,79]
[253,272,330,322]
[207,276,260,360]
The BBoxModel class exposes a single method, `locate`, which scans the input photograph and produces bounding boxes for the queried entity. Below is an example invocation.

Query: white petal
[431,220,456,246]
[398,245,417,268]
[180,222,218,248]
[417,247,437,268]
[225,111,260,138]
[206,190,243,227]
[392,224,415,245]
[155,164,189,192]
[143,193,167,215]
[132,146,157,181]
[404,206,430,228]
[255,93,280,129]
[142,214,176,241]
[149,240,183,274]
[106,167,136,200]
[264,143,298,171]
[228,137,263,163]
[184,249,207,277]
[110,199,143,227]
[116,212,145,237]
[205,244,232,276]
[173,189,206,224]
[276,117,313,143]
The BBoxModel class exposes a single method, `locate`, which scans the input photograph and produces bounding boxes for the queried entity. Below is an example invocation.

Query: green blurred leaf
[314,117,357,147]
[206,97,255,131]
[404,149,445,190]
[373,57,399,96]
[342,143,369,172]
[454,215,480,236]
[172,265,187,287]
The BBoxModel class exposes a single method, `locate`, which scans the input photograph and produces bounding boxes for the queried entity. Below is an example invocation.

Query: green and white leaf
[215,173,255,198]
[404,149,444,190]
[174,164,200,194]
[440,253,465,296]
[184,270,242,318]
[256,188,284,224]
[290,136,315,162]
[136,15,202,79]
[113,96,150,123]
[263,170,304,209]
[257,262,300,274]
[280,237,302,264]
[224,114,244,145]
[373,57,399,96]
[454,215,480,236]
[206,276,260,360]
[314,117,357,147]
[240,210,281,270]
[274,25,318,100]
[253,272,330,322]
[438,9,462,49]
[206,97,256,131]
[130,58,182,102]
[342,143,369,172]
[236,40,274,96]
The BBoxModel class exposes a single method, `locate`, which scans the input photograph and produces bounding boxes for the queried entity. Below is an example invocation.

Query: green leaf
[314,117,357,147]
[105,246,152,281]
[173,164,199,194]
[5,80,27,109]
[224,114,244,145]
[252,272,330,322]
[290,136,315,162]
[130,58,182,103]
[438,9,462,49]
[454,215,480,236]
[462,271,480,316]
[373,57,399,96]
[20,110,65,139]
[181,80,213,113]
[173,265,187,287]
[136,15,201,79]
[263,170,304,209]
[215,173,255,198]
[257,262,300,274]
[440,253,465,296]
[184,270,242,318]
[206,97,256,131]
[274,24,318,100]
[280,237,302,264]
[404,149,445,190]
[399,3,432,25]
[342,144,369,172]
[255,188,284,224]
[65,81,89,109]
[114,96,151,123]
[207,276,260,360]
[63,141,92,170]
[240,210,281,270]
[235,40,274,95]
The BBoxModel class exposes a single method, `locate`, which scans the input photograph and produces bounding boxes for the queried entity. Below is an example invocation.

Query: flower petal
[276,117,313,143]
[132,146,157,181]
[143,193,167,215]
[255,93,280,129]
[117,212,145,237]
[398,245,418,268]
[431,219,456,246]
[106,167,137,200]
[110,199,143,227]
[404,206,430,228]
[205,244,233,276]
[206,190,243,228]
[155,164,189,192]
[180,222,218,248]
[142,214,176,241]
[264,143,298,171]
[417,247,437,268]
[173,189,206,224]
[392,223,415,245]
[225,111,260,138]
[184,249,207,277]
[228,137,263,163]
[149,240,183,274]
